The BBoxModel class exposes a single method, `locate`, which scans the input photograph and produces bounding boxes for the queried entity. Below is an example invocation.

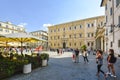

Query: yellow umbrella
[0,42,11,46]
[4,33,42,55]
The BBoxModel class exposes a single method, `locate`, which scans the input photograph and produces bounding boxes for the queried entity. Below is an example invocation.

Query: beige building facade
[0,21,26,34]
[48,16,105,50]
[101,0,120,55]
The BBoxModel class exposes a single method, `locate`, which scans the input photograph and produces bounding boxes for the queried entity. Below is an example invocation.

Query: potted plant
[40,53,49,67]
[81,45,87,50]
[23,59,32,74]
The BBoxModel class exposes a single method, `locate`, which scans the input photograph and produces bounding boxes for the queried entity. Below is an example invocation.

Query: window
[91,42,94,46]
[74,34,76,38]
[69,27,71,30]
[116,0,120,7]
[91,23,94,27]
[110,26,113,33]
[6,25,8,28]
[87,33,90,37]
[69,35,71,38]
[58,29,60,31]
[79,33,82,38]
[74,26,76,30]
[69,43,71,46]
[80,42,81,46]
[80,25,82,28]
[51,43,52,46]
[87,24,90,28]
[118,16,120,24]
[54,43,56,46]
[91,33,94,37]
[110,7,112,15]
[17,28,20,31]
[58,36,59,39]
[12,31,14,33]
[58,43,60,46]
[54,29,56,32]
[106,29,108,35]
[87,42,90,46]
[105,4,107,10]
[118,40,120,47]
[63,35,65,38]
[101,22,103,26]
[0,28,3,31]
[5,29,9,32]
[110,41,113,47]
[74,43,76,46]
[63,28,65,31]
[54,36,56,40]
[106,16,108,23]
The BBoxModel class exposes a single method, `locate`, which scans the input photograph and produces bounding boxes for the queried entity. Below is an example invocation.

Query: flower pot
[23,63,32,74]
[42,60,47,67]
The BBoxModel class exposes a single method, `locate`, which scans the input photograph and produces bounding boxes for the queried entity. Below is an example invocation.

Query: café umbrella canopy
[0,34,15,47]
[4,33,41,55]
[0,34,6,37]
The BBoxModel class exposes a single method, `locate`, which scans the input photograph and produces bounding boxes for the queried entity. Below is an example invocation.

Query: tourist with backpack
[106,49,117,77]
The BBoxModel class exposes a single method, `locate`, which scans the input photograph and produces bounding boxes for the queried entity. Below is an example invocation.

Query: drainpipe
[112,0,115,42]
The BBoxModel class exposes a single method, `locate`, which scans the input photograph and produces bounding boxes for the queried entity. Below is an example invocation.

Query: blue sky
[0,0,104,32]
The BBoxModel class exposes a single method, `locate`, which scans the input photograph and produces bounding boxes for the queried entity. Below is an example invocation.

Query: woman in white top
[82,49,89,64]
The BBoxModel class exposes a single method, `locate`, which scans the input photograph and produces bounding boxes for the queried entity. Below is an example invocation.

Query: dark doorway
[63,42,66,48]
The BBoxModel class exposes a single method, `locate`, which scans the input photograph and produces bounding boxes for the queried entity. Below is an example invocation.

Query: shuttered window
[119,16,120,25]
[118,40,120,47]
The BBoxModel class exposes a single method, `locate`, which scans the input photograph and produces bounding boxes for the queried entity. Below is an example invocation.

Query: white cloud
[43,24,53,31]
[43,24,53,27]
[18,23,28,27]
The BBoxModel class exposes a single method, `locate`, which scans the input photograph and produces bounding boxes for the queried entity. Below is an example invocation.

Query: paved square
[8,51,120,80]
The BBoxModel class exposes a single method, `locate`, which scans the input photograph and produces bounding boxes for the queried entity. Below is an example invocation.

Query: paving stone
[7,51,120,80]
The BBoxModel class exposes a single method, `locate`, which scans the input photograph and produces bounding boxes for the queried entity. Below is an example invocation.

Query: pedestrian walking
[87,46,91,55]
[106,49,117,77]
[57,49,59,55]
[82,49,89,64]
[72,50,76,62]
[74,48,79,63]
[96,50,106,77]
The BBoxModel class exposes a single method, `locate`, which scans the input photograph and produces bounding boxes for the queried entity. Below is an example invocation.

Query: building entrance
[63,42,66,48]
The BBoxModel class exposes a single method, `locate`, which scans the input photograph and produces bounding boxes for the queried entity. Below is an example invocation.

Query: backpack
[111,56,117,63]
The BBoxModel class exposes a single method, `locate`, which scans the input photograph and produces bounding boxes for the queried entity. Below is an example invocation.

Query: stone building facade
[48,16,105,50]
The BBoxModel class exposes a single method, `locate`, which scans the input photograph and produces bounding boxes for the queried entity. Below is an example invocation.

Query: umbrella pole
[21,41,23,56]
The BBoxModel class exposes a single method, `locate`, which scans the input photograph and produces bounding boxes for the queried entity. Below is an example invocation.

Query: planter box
[23,63,32,74]
[42,60,47,67]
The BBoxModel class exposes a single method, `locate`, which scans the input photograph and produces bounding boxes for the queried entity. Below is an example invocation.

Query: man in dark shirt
[75,48,79,63]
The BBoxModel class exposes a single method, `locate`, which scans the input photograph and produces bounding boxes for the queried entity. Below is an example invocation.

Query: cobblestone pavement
[7,51,120,80]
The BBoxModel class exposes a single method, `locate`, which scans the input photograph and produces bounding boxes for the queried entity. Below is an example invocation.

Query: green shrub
[81,45,87,50]
[0,53,44,79]
[40,53,49,60]
[25,54,42,69]
[0,59,15,77]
